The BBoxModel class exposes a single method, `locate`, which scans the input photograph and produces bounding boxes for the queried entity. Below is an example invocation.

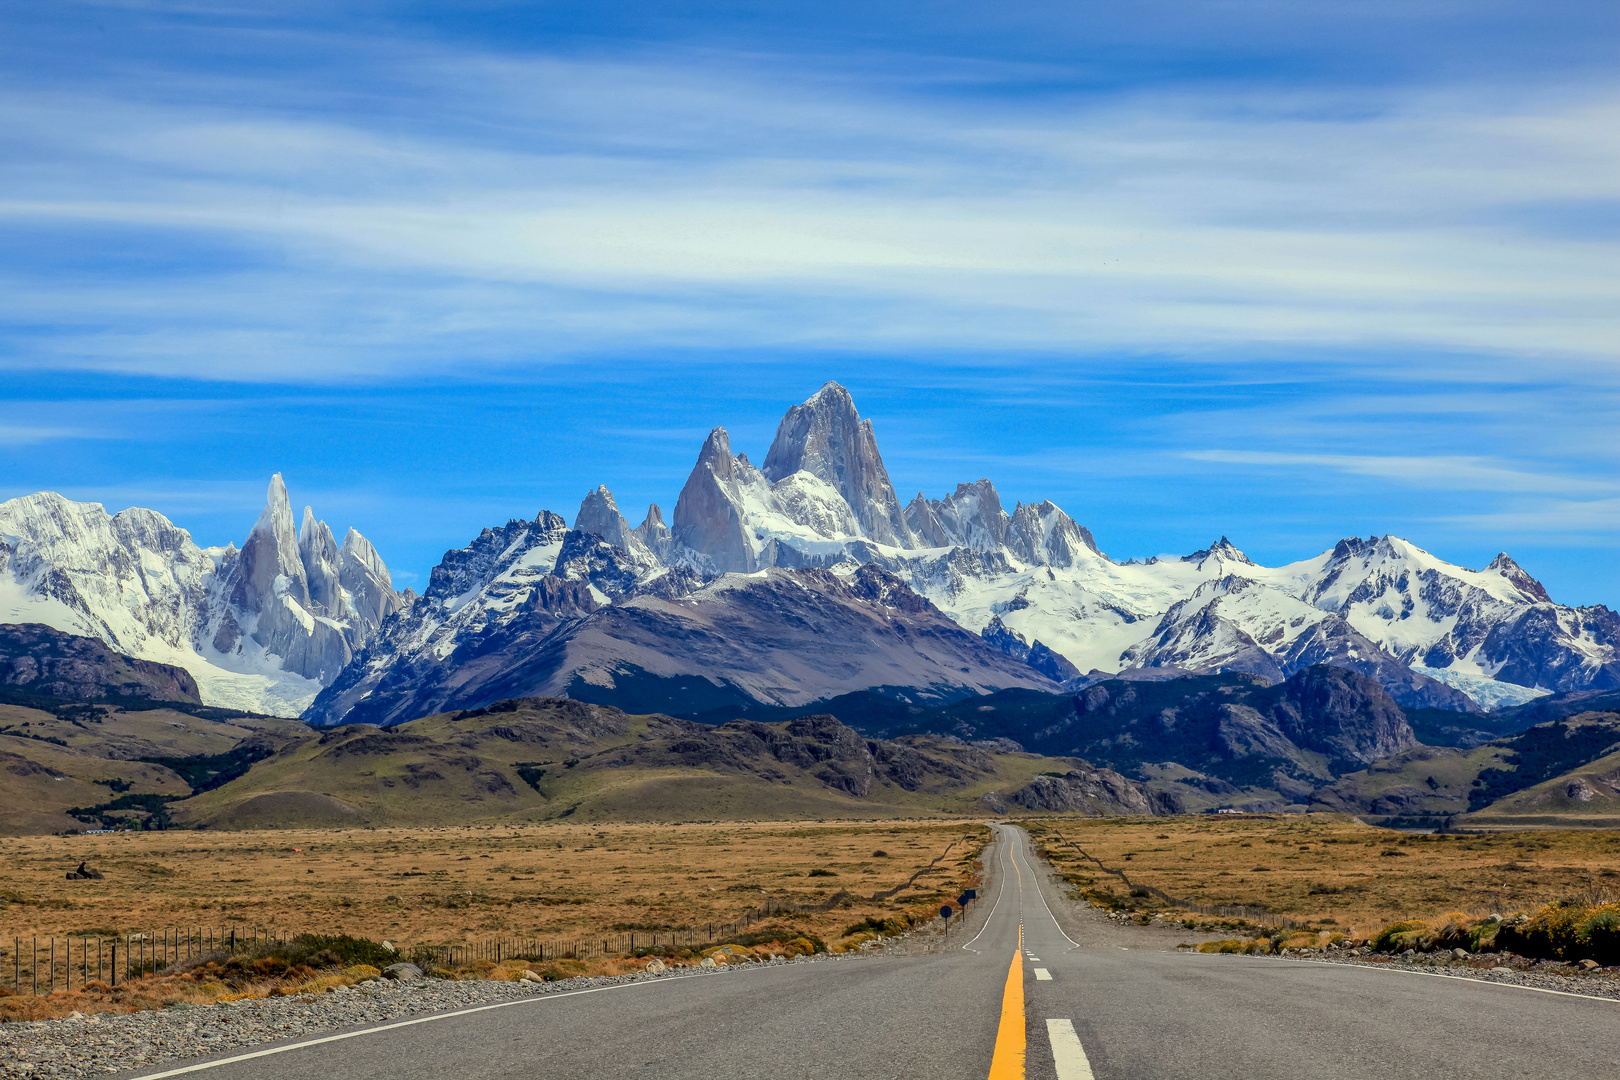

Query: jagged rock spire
[574,485,640,553]
[761,382,914,547]
[673,427,755,572]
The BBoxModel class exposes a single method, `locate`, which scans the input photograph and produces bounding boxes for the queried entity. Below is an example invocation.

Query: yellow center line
[988,835,1026,1080]
[988,933,1025,1080]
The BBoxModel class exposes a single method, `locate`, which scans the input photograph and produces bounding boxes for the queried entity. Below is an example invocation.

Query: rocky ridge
[6,382,1616,726]
[0,623,202,705]
[327,381,1608,726]
[0,476,403,717]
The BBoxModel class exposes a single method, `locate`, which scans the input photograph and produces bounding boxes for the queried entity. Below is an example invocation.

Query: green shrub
[842,916,907,937]
[1372,920,1431,953]
[1498,902,1620,965]
[530,959,588,981]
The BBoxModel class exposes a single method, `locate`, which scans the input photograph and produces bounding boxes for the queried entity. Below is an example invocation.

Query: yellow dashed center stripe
[988,923,1026,1080]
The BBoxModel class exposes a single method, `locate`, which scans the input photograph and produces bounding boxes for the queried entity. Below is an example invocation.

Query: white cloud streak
[0,47,1617,379]
[1184,449,1618,496]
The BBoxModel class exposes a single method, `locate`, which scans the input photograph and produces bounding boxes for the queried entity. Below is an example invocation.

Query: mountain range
[4,381,1618,723]
[0,476,405,715]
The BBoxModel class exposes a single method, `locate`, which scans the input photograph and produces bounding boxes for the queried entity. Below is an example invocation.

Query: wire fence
[0,916,793,995]
[4,832,990,996]
[4,926,305,996]
[405,919,770,969]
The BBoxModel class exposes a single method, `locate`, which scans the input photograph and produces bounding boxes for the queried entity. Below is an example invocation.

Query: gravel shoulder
[0,958,838,1080]
[1267,949,1620,1002]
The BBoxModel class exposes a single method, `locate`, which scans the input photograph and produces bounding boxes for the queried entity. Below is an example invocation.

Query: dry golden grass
[1023,814,1620,941]
[1,820,988,952]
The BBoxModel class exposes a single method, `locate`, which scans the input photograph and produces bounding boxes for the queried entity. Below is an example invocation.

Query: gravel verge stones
[0,957,829,1079]
[1268,950,1620,1002]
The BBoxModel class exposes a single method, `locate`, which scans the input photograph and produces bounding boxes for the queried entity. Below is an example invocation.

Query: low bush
[1372,920,1431,953]
[529,959,588,982]
[842,916,907,937]
[1497,902,1620,965]
[785,936,820,957]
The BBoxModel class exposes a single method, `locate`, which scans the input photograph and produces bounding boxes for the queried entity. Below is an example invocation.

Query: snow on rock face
[760,381,913,547]
[1007,500,1100,568]
[929,480,1009,553]
[672,427,755,573]
[307,510,578,725]
[661,387,1620,706]
[0,491,214,662]
[672,426,870,574]
[0,475,403,716]
[574,486,644,557]
[645,386,1620,707]
[11,385,1615,720]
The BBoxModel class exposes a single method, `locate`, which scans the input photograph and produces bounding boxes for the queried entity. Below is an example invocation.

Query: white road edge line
[1202,952,1620,1006]
[125,972,720,1079]
[962,823,1012,952]
[1046,1018,1096,1080]
[1034,968,1052,981]
[1007,825,1081,949]
[1279,955,1620,1004]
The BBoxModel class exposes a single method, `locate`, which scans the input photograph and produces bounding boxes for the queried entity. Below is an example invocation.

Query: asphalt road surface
[127,824,1620,1079]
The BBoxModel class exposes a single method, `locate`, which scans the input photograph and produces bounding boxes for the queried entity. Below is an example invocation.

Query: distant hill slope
[0,623,203,706]
[682,666,1445,810]
[1461,742,1620,827]
[1312,709,1620,824]
[0,700,308,834]
[172,697,1172,829]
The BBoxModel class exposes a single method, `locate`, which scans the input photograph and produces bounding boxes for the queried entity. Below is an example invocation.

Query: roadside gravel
[1269,949,1620,1002]
[0,957,831,1079]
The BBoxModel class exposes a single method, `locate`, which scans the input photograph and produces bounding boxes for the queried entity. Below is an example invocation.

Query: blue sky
[3,1,1618,602]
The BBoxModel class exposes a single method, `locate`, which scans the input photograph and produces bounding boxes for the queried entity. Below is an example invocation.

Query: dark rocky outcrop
[854,665,1421,795]
[1263,665,1416,766]
[311,562,1058,727]
[0,623,202,705]
[993,765,1182,816]
[981,616,1082,683]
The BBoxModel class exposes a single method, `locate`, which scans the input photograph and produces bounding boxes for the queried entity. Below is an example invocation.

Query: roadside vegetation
[0,821,987,1020]
[1022,814,1620,973]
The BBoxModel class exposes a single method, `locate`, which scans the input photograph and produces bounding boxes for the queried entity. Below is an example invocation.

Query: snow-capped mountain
[558,382,1615,711]
[0,475,404,716]
[301,381,1620,727]
[9,382,1615,725]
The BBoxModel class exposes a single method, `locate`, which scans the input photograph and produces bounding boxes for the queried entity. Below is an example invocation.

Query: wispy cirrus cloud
[1183,450,1618,496]
[0,34,1617,380]
[0,424,102,445]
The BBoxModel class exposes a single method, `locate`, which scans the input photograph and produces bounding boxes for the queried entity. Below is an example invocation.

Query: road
[128,824,1620,1079]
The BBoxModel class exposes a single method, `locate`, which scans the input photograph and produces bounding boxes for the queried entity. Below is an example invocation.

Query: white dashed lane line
[1034,968,1053,981]
[1046,1019,1096,1080]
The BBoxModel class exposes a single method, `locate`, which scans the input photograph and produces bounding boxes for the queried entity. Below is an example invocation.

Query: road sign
[941,905,954,920]
[959,889,977,903]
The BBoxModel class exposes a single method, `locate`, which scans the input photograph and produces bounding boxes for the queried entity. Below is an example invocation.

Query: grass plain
[0,820,989,950]
[1025,814,1620,941]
